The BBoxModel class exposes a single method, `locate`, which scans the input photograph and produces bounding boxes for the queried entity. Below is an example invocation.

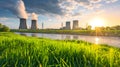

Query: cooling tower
[73,20,79,30]
[19,18,27,29]
[66,21,71,30]
[31,20,38,30]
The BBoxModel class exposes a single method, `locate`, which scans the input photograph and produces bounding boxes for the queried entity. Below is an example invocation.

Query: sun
[89,18,105,29]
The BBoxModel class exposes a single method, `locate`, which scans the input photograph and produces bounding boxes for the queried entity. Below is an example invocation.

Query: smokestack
[65,21,71,30]
[31,13,38,30]
[19,18,27,29]
[73,20,79,30]
[42,23,44,29]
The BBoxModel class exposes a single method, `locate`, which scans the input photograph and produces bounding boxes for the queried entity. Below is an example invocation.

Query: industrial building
[65,21,71,30]
[31,20,38,30]
[73,20,79,30]
[19,18,27,29]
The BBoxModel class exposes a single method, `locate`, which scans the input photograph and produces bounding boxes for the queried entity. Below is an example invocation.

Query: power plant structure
[31,20,38,30]
[19,17,79,30]
[73,20,79,30]
[19,18,27,29]
[42,23,44,29]
[65,21,71,30]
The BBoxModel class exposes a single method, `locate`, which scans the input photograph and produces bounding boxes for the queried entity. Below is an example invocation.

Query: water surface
[16,32,120,47]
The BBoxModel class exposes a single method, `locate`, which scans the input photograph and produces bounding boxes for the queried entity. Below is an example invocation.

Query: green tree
[105,26,110,30]
[0,23,2,28]
[0,24,10,32]
[2,25,10,32]
[86,25,92,30]
[114,25,120,30]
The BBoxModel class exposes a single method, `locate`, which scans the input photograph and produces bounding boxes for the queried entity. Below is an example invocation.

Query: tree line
[0,23,10,32]
[86,25,120,30]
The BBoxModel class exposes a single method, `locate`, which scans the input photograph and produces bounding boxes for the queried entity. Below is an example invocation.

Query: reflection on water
[20,33,27,36]
[16,32,120,47]
[31,34,37,37]
[73,35,78,39]
[66,35,71,39]
[95,37,99,44]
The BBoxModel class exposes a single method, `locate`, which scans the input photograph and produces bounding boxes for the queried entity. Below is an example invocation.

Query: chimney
[19,18,27,29]
[42,23,44,29]
[31,20,38,30]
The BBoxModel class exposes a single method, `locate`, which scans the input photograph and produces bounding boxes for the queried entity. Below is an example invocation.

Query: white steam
[0,0,28,19]
[32,12,38,20]
[16,0,28,19]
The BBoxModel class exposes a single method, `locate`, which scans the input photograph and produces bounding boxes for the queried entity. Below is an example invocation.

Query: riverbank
[0,32,120,67]
[15,32,120,47]
[11,29,120,37]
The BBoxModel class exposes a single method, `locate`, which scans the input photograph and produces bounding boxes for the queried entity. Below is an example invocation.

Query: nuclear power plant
[18,13,79,30]
[60,20,80,30]
[19,18,38,30]
[73,20,79,30]
[65,21,71,30]
[31,20,38,29]
[19,13,38,30]
[19,18,27,29]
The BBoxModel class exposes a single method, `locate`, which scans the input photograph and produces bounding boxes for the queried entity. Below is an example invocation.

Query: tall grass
[0,32,120,67]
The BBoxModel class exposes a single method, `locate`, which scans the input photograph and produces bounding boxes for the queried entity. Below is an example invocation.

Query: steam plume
[32,12,38,20]
[0,0,28,19]
[16,0,28,19]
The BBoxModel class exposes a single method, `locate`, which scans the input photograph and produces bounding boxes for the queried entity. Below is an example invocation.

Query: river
[15,32,120,47]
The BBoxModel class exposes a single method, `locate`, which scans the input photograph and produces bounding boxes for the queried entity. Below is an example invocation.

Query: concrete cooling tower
[73,20,79,30]
[19,18,27,29]
[66,21,71,30]
[31,20,38,30]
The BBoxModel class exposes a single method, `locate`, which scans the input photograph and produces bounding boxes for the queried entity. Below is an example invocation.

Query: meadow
[0,32,120,67]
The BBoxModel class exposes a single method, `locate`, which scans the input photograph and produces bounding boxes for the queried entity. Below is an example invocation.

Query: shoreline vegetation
[11,29,120,37]
[0,32,120,67]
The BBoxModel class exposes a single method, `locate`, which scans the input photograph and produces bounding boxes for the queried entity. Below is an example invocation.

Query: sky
[0,0,120,29]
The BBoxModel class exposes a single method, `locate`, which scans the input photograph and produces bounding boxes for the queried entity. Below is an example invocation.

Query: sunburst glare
[95,37,100,44]
[89,18,105,29]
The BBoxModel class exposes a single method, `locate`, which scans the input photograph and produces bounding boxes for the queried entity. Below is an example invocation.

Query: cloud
[0,0,119,19]
[90,0,102,3]
[0,17,9,21]
[32,12,38,20]
[23,0,63,15]
[0,0,28,19]
[105,0,118,3]
[74,0,103,9]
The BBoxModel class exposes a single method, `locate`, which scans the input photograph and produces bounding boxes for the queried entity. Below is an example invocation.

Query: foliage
[86,25,92,30]
[0,23,10,32]
[0,23,2,28]
[11,29,120,36]
[0,32,120,67]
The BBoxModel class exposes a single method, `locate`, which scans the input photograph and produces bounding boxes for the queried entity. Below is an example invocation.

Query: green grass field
[0,32,120,67]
